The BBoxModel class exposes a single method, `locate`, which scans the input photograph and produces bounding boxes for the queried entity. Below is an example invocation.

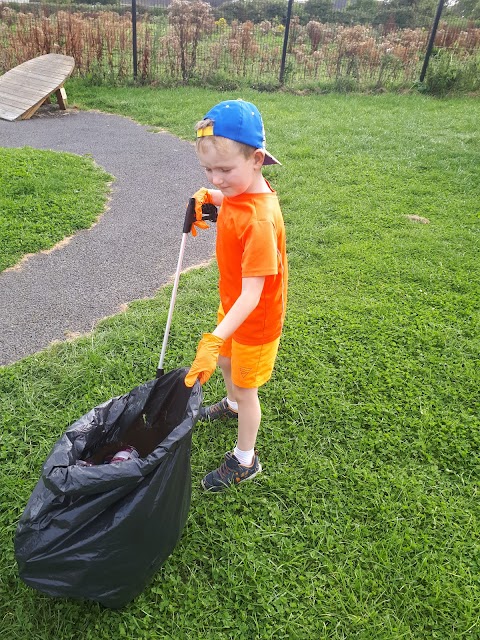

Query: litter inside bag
[15,367,201,608]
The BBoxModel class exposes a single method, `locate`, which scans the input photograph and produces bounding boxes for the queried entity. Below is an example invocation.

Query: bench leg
[55,86,68,110]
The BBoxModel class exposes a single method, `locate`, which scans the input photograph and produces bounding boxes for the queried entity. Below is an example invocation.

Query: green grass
[0,147,112,271]
[1,85,479,639]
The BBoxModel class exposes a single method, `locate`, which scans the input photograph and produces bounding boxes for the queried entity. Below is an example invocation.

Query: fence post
[279,0,294,85]
[419,0,445,83]
[132,0,138,80]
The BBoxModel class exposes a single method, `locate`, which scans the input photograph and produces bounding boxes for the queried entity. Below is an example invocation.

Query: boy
[184,99,288,492]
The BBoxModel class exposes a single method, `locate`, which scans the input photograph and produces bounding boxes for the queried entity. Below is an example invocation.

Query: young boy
[184,99,288,492]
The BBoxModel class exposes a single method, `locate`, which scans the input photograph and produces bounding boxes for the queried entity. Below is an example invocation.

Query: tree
[344,0,380,24]
[448,0,480,20]
[303,0,338,22]
[374,0,440,28]
[216,0,290,24]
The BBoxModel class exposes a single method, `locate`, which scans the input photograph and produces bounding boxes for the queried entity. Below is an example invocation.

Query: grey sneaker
[201,451,262,492]
[199,397,238,421]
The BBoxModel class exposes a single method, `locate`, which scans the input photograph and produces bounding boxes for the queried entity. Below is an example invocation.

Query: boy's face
[197,138,265,198]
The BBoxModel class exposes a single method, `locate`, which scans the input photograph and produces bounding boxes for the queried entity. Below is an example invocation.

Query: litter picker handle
[157,199,218,377]
[182,197,218,233]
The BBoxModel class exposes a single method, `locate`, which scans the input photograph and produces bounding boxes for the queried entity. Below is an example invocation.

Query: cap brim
[263,151,281,166]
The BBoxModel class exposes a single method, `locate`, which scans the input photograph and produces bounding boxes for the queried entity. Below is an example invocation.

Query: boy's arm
[184,276,265,386]
[208,189,224,207]
[193,188,224,210]
[212,276,265,340]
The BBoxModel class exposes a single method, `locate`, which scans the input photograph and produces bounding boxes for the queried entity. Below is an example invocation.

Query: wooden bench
[0,54,75,122]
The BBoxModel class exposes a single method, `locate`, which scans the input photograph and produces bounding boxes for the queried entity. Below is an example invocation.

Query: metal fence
[1,0,479,90]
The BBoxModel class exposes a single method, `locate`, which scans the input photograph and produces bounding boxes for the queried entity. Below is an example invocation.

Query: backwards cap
[196,99,281,166]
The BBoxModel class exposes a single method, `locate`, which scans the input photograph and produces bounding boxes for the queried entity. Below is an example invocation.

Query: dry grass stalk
[0,6,478,88]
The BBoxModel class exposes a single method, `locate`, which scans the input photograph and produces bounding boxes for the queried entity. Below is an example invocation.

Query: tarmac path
[0,107,215,366]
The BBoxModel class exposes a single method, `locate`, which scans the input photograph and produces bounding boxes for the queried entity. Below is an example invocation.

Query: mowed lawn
[0,147,112,272]
[0,86,478,639]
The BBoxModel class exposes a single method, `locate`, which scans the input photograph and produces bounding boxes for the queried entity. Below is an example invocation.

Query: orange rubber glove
[185,333,225,387]
[191,188,213,237]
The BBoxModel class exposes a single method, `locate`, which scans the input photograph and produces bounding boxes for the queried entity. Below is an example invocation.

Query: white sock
[226,398,238,412]
[234,446,254,467]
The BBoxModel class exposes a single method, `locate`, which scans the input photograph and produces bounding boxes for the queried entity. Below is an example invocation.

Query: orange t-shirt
[216,186,288,346]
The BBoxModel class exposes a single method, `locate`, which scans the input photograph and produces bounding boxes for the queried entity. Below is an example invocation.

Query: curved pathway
[0,107,215,365]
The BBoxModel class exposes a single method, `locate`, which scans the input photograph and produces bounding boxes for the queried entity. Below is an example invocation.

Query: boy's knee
[218,355,231,371]
[233,385,259,401]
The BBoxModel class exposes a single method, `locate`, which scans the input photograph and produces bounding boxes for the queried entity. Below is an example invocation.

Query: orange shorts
[217,305,280,389]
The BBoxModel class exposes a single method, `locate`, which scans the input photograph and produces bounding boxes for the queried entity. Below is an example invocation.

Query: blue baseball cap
[197,99,281,166]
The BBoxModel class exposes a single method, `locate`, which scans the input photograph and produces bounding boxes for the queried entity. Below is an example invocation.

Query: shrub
[167,0,214,81]
[424,47,480,95]
[216,0,289,25]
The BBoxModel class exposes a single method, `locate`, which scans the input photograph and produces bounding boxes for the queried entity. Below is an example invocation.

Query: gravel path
[0,107,215,366]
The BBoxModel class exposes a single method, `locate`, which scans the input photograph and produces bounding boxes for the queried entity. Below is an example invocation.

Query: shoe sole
[201,463,263,492]
[199,411,238,422]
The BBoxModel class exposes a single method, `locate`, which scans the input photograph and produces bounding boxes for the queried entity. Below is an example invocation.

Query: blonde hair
[195,118,256,159]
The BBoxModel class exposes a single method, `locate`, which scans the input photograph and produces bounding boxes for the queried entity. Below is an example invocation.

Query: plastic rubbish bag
[15,367,201,609]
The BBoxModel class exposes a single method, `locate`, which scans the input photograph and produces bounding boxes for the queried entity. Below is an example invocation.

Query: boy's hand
[191,188,212,237]
[193,188,213,217]
[185,333,225,387]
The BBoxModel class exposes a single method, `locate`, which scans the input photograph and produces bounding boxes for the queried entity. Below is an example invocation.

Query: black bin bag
[15,367,201,609]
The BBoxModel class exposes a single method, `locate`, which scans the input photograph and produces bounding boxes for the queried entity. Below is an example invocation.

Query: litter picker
[157,198,218,377]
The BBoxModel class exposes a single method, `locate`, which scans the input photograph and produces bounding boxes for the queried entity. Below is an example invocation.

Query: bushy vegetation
[423,46,480,94]
[213,0,478,29]
[1,0,479,92]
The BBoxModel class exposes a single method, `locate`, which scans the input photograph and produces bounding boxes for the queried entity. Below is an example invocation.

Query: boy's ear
[253,149,265,168]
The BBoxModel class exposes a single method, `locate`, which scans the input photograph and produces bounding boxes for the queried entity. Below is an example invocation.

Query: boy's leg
[201,365,263,492]
[200,338,279,491]
[218,355,237,404]
[200,355,239,421]
[235,385,261,464]
[200,302,239,420]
